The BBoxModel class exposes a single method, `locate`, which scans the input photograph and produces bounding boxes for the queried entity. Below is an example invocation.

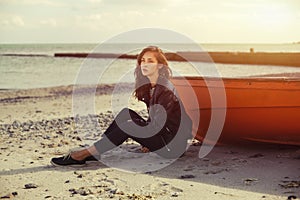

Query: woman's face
[140,51,160,78]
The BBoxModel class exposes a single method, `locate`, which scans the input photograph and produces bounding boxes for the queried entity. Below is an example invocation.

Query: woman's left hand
[141,146,150,153]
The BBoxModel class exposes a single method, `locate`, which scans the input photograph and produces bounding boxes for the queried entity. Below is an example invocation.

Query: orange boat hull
[171,77,300,146]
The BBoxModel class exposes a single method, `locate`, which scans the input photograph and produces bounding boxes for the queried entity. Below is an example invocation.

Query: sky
[0,0,299,43]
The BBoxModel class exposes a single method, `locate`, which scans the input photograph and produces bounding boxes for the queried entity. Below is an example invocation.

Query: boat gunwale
[171,76,300,82]
[188,106,300,111]
[171,76,300,90]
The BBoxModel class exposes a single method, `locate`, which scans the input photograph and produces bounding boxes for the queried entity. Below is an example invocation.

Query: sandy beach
[0,85,299,200]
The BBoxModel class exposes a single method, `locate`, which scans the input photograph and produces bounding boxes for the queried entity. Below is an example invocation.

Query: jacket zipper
[160,135,171,152]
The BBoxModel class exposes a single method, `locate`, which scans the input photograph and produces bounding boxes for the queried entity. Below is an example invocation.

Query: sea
[0,43,300,90]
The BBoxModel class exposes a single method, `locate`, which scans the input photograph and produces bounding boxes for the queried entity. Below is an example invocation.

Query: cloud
[12,15,24,26]
[86,0,102,3]
[0,0,66,7]
[76,14,102,23]
[39,19,57,27]
[119,11,144,18]
[221,2,260,8]
[74,14,104,30]
[0,14,25,27]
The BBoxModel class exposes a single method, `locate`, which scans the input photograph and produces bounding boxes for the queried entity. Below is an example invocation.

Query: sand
[0,85,299,200]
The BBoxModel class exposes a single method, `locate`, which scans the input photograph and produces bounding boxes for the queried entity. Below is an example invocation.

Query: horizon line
[0,41,299,45]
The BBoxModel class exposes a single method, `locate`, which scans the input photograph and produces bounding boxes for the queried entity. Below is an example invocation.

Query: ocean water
[0,43,300,90]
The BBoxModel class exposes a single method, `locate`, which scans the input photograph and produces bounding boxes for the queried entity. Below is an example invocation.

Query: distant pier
[54,51,300,67]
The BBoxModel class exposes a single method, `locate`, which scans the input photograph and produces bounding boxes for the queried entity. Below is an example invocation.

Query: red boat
[171,76,300,146]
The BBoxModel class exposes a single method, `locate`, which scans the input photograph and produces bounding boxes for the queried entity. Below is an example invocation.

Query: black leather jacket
[142,76,193,147]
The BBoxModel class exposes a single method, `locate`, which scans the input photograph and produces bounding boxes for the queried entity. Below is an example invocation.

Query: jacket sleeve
[147,88,180,135]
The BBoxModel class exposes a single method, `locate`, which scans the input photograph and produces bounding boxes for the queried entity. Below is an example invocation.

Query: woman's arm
[147,88,181,135]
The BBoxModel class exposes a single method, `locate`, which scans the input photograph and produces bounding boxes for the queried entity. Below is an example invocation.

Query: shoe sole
[85,160,99,163]
[50,160,86,167]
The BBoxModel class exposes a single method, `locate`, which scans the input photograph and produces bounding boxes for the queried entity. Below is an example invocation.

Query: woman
[51,46,192,166]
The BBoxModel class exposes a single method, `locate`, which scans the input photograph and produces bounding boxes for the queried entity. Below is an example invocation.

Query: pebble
[24,183,38,189]
[243,178,258,185]
[69,187,92,196]
[109,188,117,194]
[12,120,21,129]
[171,192,179,197]
[0,111,118,153]
[279,181,300,189]
[171,187,183,193]
[211,161,221,166]
[249,153,264,158]
[204,169,228,175]
[183,165,196,171]
[0,111,115,136]
[202,158,210,161]
[226,150,238,154]
[179,174,195,179]
[0,192,18,198]
[11,192,17,196]
[287,195,297,200]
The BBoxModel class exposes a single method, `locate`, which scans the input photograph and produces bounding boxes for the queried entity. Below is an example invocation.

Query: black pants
[94,108,187,158]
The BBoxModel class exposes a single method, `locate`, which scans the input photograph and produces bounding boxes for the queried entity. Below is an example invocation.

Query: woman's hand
[141,146,150,153]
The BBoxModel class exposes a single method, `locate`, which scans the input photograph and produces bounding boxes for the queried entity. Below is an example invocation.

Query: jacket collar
[156,75,174,91]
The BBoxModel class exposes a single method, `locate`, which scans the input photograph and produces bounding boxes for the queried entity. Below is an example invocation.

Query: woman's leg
[72,108,147,160]
[72,108,187,160]
[103,108,146,136]
[95,125,186,159]
[94,126,166,153]
[51,108,175,166]
[70,145,98,160]
[52,116,185,165]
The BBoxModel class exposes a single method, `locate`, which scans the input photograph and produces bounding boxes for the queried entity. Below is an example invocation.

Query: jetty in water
[53,51,300,67]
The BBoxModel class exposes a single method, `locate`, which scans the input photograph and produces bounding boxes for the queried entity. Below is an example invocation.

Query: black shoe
[84,155,100,162]
[51,154,86,167]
